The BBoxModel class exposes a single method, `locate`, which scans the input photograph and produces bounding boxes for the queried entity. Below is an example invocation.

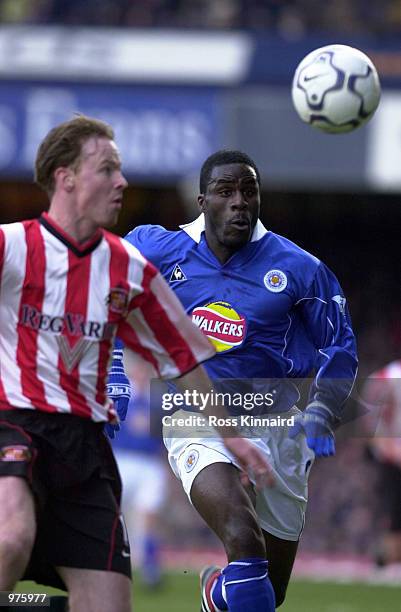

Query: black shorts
[0,410,131,590]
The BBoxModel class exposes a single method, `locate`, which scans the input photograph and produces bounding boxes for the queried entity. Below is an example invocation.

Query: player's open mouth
[230,218,250,230]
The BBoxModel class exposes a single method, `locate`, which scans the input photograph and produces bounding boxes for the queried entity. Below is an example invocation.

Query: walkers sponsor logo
[20,305,117,340]
[191,301,246,352]
[0,445,31,462]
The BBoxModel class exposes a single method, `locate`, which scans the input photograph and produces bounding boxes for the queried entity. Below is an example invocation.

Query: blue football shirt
[125,215,357,419]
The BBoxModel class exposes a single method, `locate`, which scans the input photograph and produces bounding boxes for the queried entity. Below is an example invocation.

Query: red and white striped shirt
[0,213,215,422]
[362,360,401,466]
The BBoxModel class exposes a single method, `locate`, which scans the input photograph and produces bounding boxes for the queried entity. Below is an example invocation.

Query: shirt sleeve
[116,261,215,380]
[298,262,358,421]
[124,225,165,269]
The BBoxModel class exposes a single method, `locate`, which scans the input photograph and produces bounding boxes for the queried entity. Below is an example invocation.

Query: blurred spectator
[1,0,401,35]
[301,439,376,556]
[0,0,47,23]
[359,361,401,566]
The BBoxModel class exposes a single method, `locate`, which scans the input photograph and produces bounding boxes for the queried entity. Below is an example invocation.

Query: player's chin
[224,229,251,249]
[103,209,121,228]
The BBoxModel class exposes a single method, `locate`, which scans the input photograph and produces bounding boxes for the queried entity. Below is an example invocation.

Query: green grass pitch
[18,572,401,611]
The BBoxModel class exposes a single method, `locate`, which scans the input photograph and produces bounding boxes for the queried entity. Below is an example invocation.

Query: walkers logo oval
[191,301,247,352]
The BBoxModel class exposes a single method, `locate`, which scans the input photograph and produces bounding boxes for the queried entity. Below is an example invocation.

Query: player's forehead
[209,163,257,186]
[80,136,121,165]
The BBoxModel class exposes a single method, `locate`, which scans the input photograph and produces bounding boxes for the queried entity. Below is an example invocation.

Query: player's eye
[102,165,114,175]
[219,189,232,197]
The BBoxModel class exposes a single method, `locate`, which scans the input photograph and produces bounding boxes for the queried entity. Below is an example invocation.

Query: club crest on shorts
[263,270,288,293]
[0,445,31,462]
[184,449,199,473]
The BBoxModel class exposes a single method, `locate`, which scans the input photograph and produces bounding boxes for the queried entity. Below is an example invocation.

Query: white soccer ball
[291,44,381,134]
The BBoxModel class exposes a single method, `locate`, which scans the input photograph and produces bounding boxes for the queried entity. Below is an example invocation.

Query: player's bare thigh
[0,476,36,588]
[57,567,132,612]
[190,463,266,561]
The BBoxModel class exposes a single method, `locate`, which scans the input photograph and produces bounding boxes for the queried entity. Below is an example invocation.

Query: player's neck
[47,200,98,245]
[204,235,237,264]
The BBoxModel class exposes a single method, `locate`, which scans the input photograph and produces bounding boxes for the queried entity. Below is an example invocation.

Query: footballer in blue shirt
[110,150,358,612]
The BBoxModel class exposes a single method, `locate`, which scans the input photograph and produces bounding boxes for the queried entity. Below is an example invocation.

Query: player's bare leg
[192,463,275,611]
[263,530,298,607]
[0,477,36,589]
[191,463,266,560]
[57,567,132,612]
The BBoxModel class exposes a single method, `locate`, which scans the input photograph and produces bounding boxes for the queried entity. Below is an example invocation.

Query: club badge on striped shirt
[107,288,129,314]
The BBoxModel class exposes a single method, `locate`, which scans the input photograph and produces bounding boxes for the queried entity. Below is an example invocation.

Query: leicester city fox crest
[263,269,288,293]
[184,449,199,472]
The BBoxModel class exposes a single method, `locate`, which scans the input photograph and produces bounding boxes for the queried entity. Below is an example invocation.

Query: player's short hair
[199,149,261,193]
[35,115,114,197]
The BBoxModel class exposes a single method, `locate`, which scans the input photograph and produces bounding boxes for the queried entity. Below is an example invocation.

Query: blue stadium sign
[0,81,220,179]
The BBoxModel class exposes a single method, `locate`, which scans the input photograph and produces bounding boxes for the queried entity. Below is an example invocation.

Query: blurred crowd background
[1,0,401,36]
[0,0,399,570]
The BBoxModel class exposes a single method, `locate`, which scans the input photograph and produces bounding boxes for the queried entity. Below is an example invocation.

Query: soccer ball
[291,44,381,134]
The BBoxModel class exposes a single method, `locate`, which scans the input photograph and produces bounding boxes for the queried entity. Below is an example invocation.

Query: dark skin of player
[198,163,260,264]
[192,163,298,606]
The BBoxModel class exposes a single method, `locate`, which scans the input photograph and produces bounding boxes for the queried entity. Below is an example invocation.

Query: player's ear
[197,194,206,212]
[54,167,75,193]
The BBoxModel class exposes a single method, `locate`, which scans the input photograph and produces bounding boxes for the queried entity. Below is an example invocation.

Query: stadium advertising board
[0,81,219,179]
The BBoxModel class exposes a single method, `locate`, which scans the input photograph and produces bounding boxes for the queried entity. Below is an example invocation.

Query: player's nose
[116,171,128,190]
[230,190,247,208]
